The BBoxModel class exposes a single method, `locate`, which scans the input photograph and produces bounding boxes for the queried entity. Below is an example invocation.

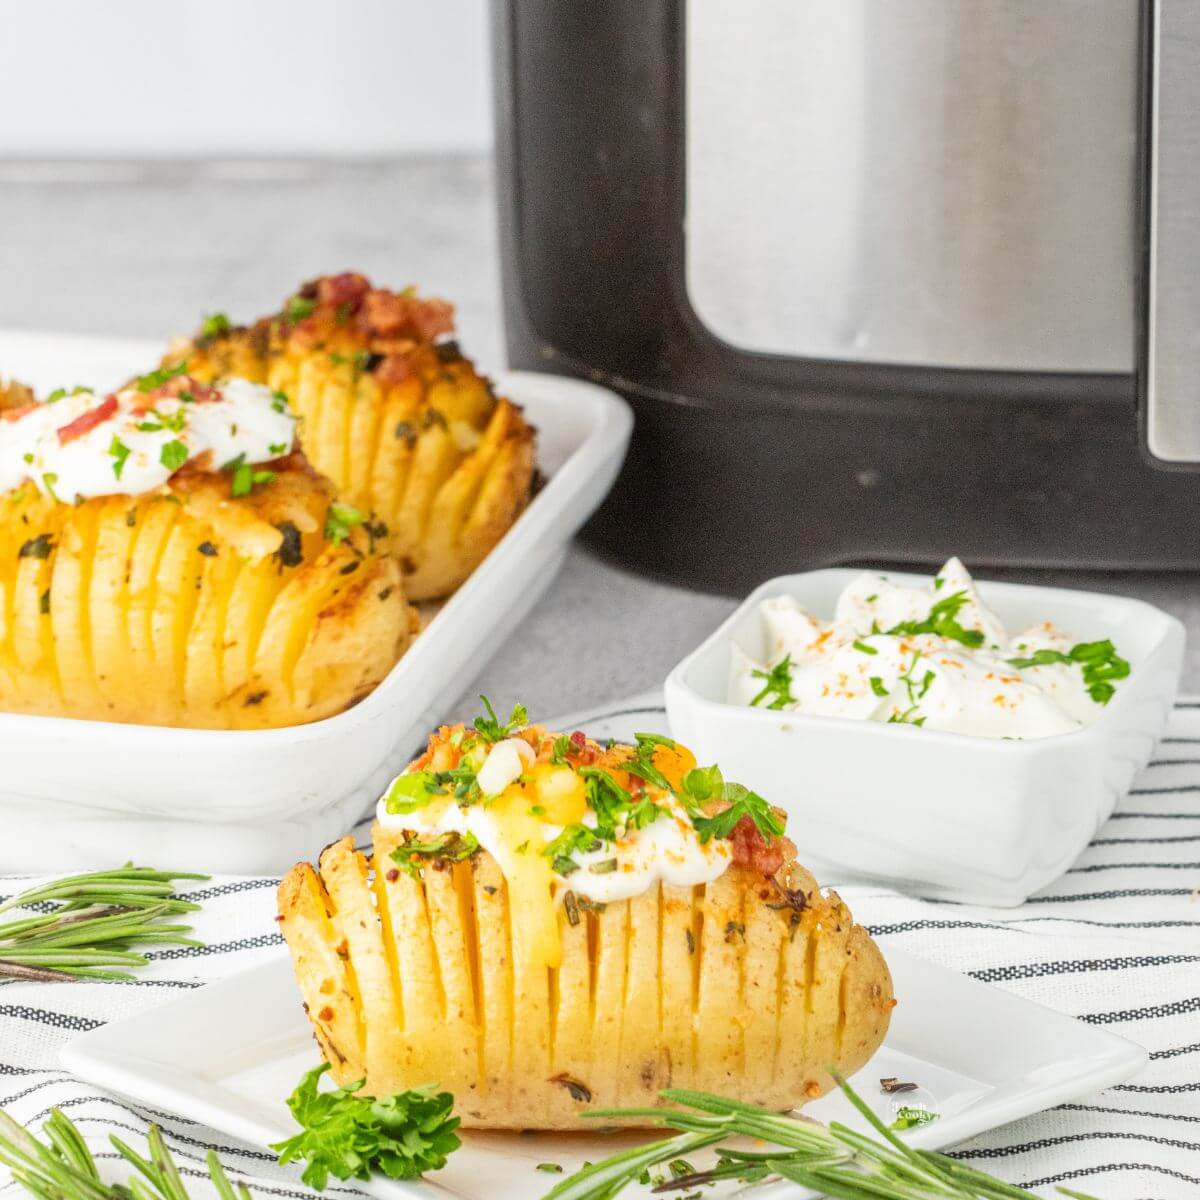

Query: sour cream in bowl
[665,564,1184,906]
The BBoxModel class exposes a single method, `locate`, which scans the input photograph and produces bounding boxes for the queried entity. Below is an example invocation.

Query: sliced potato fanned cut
[166,273,537,600]
[0,457,416,728]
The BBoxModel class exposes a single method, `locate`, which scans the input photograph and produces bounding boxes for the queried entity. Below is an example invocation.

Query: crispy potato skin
[278,833,895,1129]
[169,281,536,601]
[0,455,417,728]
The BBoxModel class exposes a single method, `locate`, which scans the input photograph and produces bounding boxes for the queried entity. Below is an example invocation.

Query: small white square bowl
[664,569,1185,906]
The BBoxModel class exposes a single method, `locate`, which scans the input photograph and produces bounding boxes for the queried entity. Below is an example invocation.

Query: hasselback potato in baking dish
[0,370,416,728]
[165,274,537,600]
[278,711,894,1129]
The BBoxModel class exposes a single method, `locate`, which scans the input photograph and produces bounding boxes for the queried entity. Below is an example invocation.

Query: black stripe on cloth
[0,1064,39,1075]
[1115,1081,1200,1094]
[1020,1161,1200,1191]
[1129,784,1200,795]
[1003,915,1200,930]
[1058,1101,1200,1124]
[1091,834,1200,844]
[1080,994,1200,1025]
[1067,861,1200,873]
[0,1074,82,1108]
[0,1005,101,1032]
[1025,887,1196,903]
[1151,1041,1200,1060]
[1108,811,1200,820]
[869,918,1027,937]
[1147,758,1200,766]
[970,954,1200,984]
[177,879,280,902]
[145,934,283,960]
[953,1128,1200,1158]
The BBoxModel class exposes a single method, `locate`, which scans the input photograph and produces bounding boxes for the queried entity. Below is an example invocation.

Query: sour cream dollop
[0,376,296,501]
[376,737,733,904]
[728,558,1126,739]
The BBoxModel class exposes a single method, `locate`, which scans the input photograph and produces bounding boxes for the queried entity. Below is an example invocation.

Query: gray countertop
[2,155,1198,718]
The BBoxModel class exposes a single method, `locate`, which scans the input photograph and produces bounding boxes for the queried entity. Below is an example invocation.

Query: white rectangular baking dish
[665,568,1185,906]
[0,332,632,874]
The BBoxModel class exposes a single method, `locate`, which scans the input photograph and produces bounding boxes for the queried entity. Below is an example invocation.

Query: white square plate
[0,331,632,875]
[61,947,1146,1200]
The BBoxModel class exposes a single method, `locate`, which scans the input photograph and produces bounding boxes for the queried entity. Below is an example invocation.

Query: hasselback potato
[278,719,894,1129]
[167,274,537,600]
[0,375,416,728]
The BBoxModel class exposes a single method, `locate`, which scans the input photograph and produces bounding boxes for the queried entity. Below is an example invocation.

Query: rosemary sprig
[0,867,208,982]
[0,1106,251,1200]
[544,1073,1105,1200]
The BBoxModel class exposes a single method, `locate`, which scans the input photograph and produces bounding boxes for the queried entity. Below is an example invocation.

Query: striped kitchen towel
[1,693,1198,1200]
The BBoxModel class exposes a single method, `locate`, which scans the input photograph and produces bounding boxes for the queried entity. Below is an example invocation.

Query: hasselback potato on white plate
[278,711,894,1129]
[0,371,416,729]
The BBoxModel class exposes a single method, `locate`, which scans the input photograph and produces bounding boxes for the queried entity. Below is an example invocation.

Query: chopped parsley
[45,385,92,403]
[384,771,448,814]
[1008,639,1131,705]
[268,441,288,456]
[390,830,480,877]
[135,361,188,393]
[885,590,985,649]
[41,473,60,502]
[159,439,189,473]
[285,295,317,322]
[749,654,795,710]
[325,501,365,544]
[224,452,277,497]
[271,390,290,414]
[852,639,878,655]
[108,436,131,480]
[199,311,232,339]
[473,696,528,743]
[135,407,188,434]
[869,676,889,698]
[691,781,785,844]
[623,732,676,791]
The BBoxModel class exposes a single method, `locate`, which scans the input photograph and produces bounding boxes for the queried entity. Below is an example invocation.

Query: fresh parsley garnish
[623,732,675,791]
[390,831,480,877]
[223,452,277,497]
[200,311,232,339]
[136,407,188,434]
[325,501,365,544]
[1007,639,1131,705]
[45,385,92,403]
[108,436,131,480]
[271,390,290,414]
[852,639,878,655]
[869,676,889,698]
[159,439,189,473]
[749,654,796,710]
[543,823,602,877]
[473,696,528,743]
[885,590,985,649]
[691,781,785,844]
[285,295,317,322]
[135,361,188,393]
[271,1064,460,1191]
[383,771,444,814]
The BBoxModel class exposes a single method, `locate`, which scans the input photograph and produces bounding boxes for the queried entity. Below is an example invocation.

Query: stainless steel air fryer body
[494,1,1200,592]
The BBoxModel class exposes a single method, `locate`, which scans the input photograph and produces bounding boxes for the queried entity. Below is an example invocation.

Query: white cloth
[1,694,1198,1200]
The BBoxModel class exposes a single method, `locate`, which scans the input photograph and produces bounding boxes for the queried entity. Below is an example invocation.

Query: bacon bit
[570,730,588,750]
[1,402,37,423]
[316,271,370,310]
[804,1082,822,1099]
[375,353,414,386]
[57,394,117,444]
[411,297,455,341]
[728,813,787,876]
[318,1005,335,1022]
[357,286,456,341]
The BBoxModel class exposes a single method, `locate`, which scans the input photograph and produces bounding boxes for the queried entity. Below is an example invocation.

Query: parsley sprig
[677,764,785,844]
[272,1064,460,1191]
[474,696,528,743]
[390,831,481,878]
[749,655,795,709]
[885,590,985,649]
[1007,639,1131,705]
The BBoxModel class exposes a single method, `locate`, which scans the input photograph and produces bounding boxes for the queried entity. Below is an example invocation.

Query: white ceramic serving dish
[60,947,1146,1200]
[0,331,632,874]
[665,569,1185,906]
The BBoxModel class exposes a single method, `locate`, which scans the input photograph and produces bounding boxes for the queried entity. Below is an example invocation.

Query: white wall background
[0,0,493,156]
